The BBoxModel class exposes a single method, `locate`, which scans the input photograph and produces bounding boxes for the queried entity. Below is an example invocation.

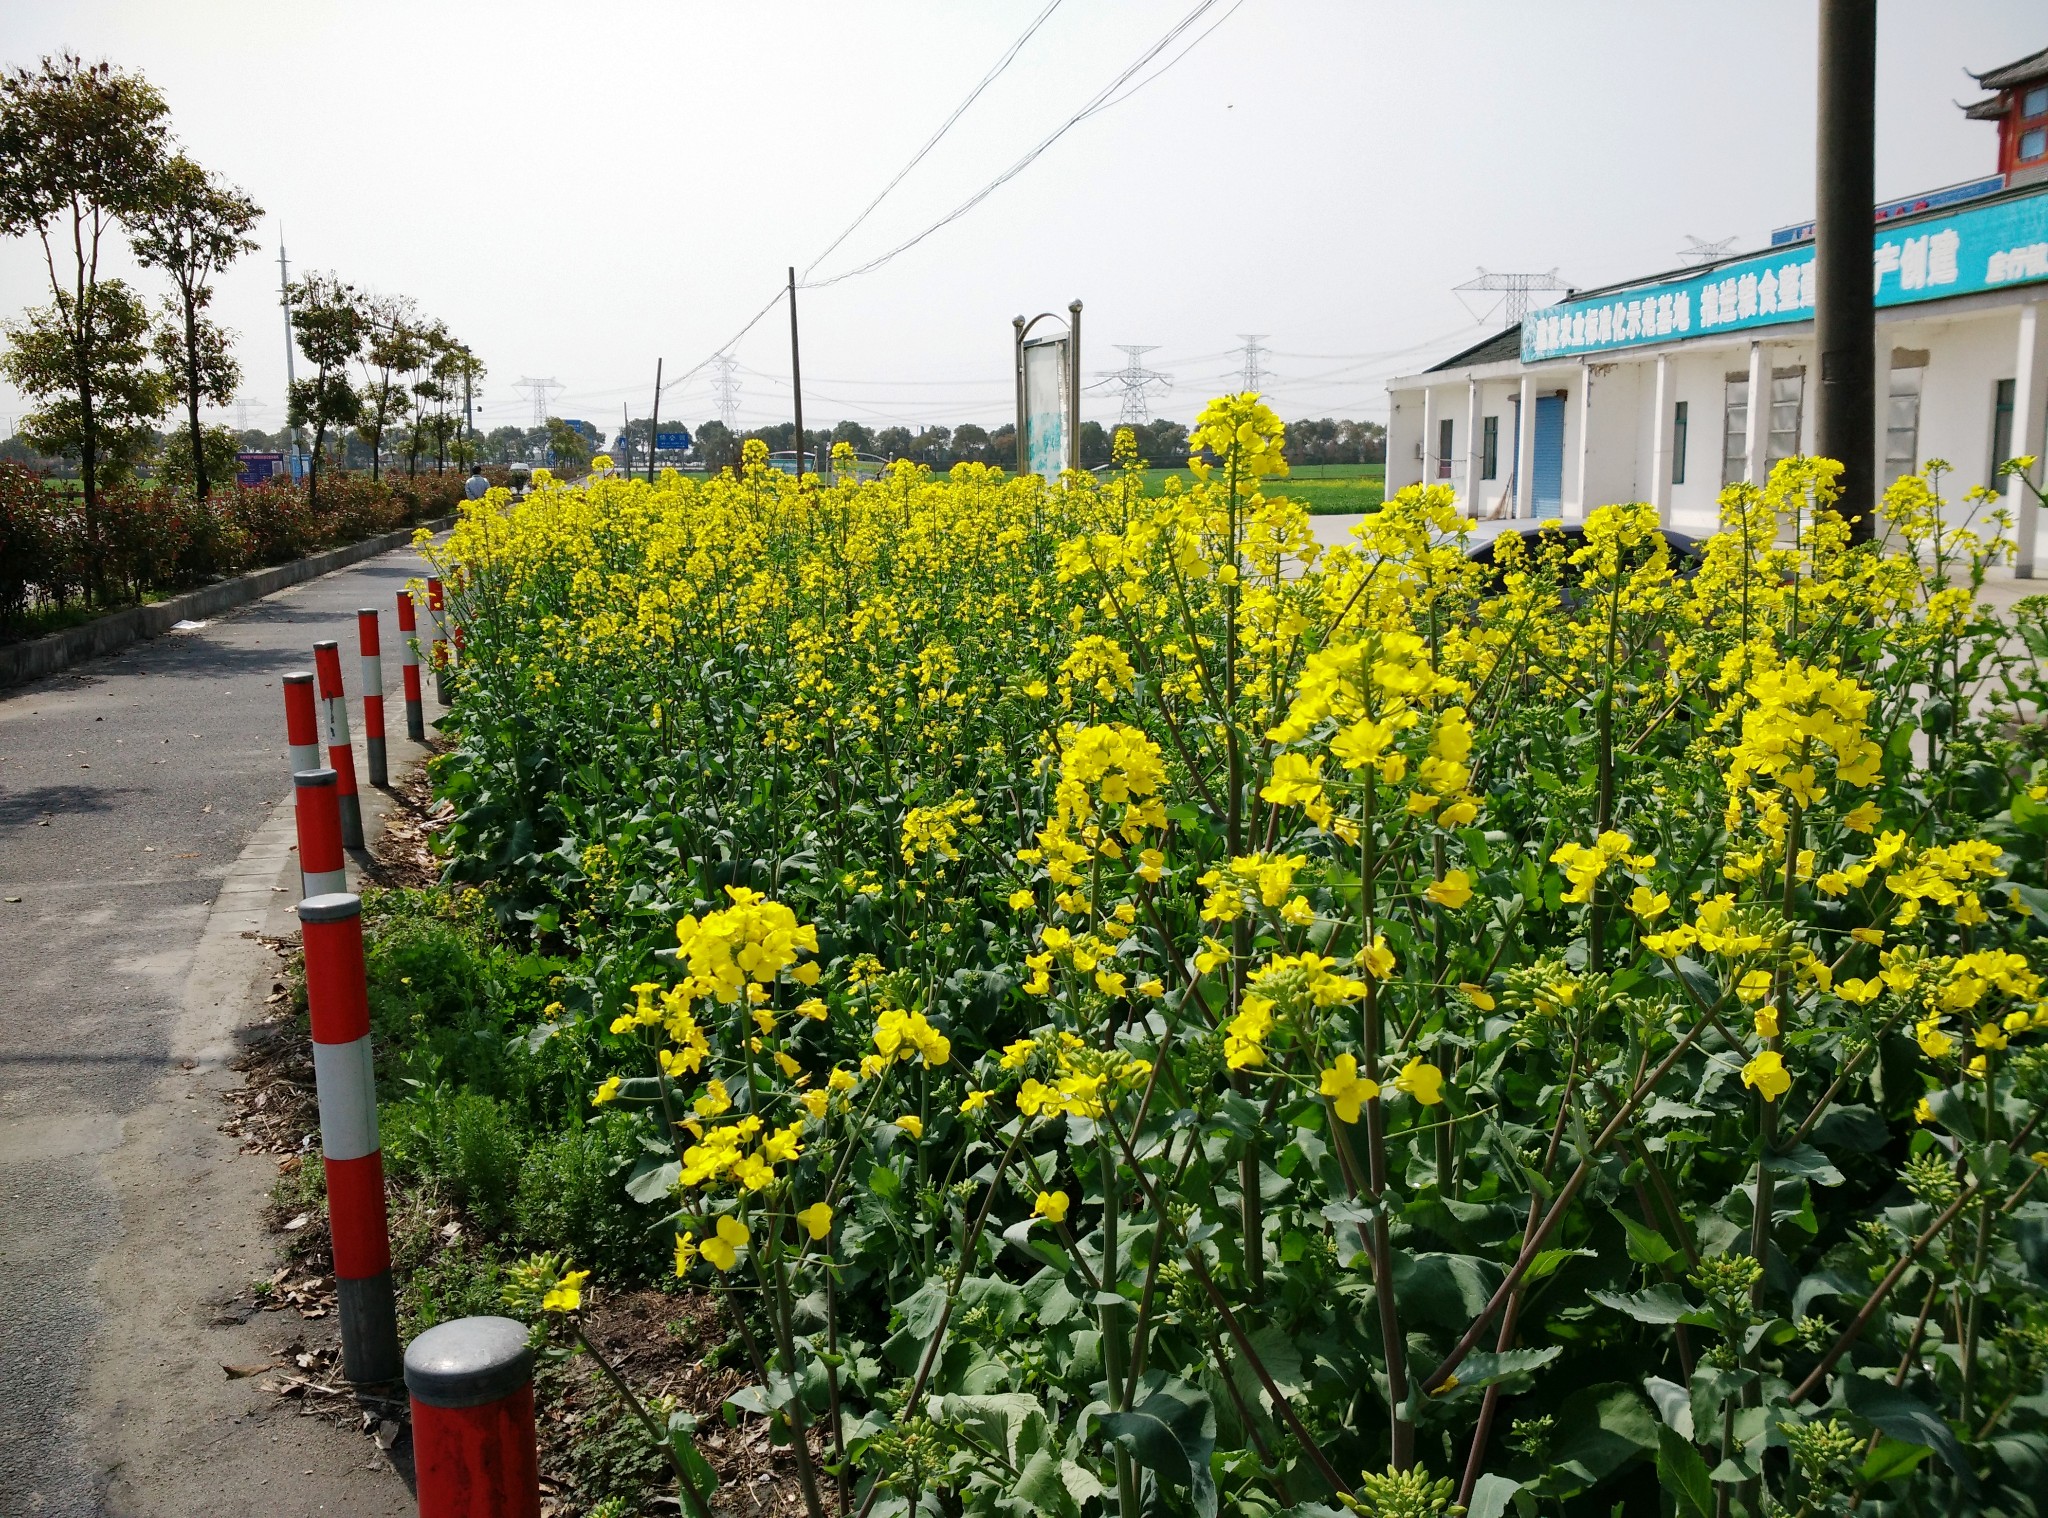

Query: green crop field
[1138,461,1384,515]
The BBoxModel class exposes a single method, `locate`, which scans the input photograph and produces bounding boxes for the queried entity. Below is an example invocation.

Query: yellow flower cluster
[1551,831,1656,905]
[673,886,822,1005]
[1006,1031,1153,1121]
[900,798,983,867]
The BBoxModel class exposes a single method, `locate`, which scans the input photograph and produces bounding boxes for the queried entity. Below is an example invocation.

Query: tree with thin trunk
[128,153,259,502]
[284,273,363,510]
[0,54,171,602]
[354,293,424,483]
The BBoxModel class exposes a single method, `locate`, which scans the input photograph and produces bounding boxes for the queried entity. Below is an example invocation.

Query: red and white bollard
[405,1316,542,1518]
[283,671,321,785]
[357,608,387,789]
[292,768,347,899]
[426,576,451,707]
[299,891,400,1384]
[311,640,365,850]
[396,589,426,742]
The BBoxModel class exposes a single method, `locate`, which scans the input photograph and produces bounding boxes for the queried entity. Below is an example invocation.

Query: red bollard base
[406,1316,541,1518]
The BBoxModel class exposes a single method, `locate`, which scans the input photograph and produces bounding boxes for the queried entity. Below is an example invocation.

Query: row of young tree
[0,53,482,604]
[589,413,1385,474]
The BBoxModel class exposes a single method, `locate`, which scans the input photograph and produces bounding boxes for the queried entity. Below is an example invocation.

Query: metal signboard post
[1013,300,1082,483]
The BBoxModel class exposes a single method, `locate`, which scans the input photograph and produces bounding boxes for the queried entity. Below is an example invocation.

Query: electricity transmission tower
[709,353,741,431]
[1236,334,1270,393]
[1106,345,1172,427]
[515,376,564,428]
[1451,269,1570,328]
[1677,235,1739,265]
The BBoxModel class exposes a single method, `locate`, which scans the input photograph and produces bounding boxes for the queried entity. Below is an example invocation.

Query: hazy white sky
[0,1,2040,440]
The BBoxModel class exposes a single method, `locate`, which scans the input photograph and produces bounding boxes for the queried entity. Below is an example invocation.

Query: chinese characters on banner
[1524,189,2048,363]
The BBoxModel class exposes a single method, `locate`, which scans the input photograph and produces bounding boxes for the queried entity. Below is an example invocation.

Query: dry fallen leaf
[222,1362,274,1379]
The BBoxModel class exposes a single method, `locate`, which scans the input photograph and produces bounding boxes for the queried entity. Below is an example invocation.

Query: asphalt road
[0,545,431,1517]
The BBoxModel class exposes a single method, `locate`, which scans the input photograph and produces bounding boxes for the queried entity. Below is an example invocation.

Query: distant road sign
[655,430,692,451]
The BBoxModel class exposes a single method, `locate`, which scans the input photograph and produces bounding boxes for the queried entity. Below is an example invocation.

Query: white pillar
[2012,303,2048,578]
[1462,377,1481,517]
[1419,385,1435,490]
[1571,360,1594,522]
[1650,353,1674,523]
[1515,373,1537,519]
[1744,340,1768,486]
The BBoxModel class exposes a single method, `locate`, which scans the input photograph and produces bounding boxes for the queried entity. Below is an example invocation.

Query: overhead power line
[804,0,1237,289]
[651,1,1244,414]
[802,0,1064,281]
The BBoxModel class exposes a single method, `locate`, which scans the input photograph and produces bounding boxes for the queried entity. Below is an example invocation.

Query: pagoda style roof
[1968,45,2048,92]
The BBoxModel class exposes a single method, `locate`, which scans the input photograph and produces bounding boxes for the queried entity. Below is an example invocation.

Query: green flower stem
[1355,758,1414,1468]
[1183,1247,1352,1499]
[1098,1139,1140,1518]
[824,1268,850,1515]
[1424,1007,1720,1394]
[1788,1107,2040,1406]
[1457,1036,1590,1507]
[572,1319,713,1518]
[1201,1322,1293,1504]
[763,1236,830,1518]
[852,1123,1027,1518]
[1960,1062,2000,1426]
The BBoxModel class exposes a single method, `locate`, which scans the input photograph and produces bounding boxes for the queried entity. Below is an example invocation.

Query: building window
[1992,378,2016,489]
[1437,417,1454,479]
[1883,357,1925,487]
[1767,368,1805,467]
[2027,84,2048,117]
[1481,415,1498,480]
[1722,374,1749,486]
[1672,400,1688,485]
[2024,126,2048,163]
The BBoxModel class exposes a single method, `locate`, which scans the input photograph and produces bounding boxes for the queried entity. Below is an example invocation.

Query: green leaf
[1007,1447,1082,1518]
[1456,1345,1561,1389]
[665,1411,720,1504]
[1523,1246,1597,1282]
[1843,1377,1968,1479]
[624,1153,679,1203]
[1467,1473,1521,1518]
[1614,1209,1679,1267]
[1857,1436,1933,1485]
[1656,1425,1713,1518]
[938,1393,1049,1469]
[1590,1284,1709,1325]
[1551,1384,1659,1485]
[1098,1373,1218,1518]
[1391,1251,1500,1329]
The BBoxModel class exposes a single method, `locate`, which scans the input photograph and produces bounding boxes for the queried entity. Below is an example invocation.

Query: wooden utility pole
[648,357,662,484]
[789,267,805,480]
[1815,0,1877,539]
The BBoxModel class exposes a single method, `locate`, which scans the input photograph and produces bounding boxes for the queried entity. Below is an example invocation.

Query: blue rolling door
[1533,393,1565,518]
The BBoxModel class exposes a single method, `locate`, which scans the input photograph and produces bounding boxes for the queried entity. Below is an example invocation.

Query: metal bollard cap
[405,1316,534,1408]
[293,767,338,788]
[313,639,338,650]
[284,670,314,685]
[297,892,362,923]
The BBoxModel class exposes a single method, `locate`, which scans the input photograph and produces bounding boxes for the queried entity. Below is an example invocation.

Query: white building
[1387,43,2048,572]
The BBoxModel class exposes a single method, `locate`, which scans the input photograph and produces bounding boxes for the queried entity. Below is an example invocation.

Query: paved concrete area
[0,546,437,1516]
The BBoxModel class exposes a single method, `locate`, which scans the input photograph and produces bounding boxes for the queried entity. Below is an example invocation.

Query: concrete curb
[0,514,455,690]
